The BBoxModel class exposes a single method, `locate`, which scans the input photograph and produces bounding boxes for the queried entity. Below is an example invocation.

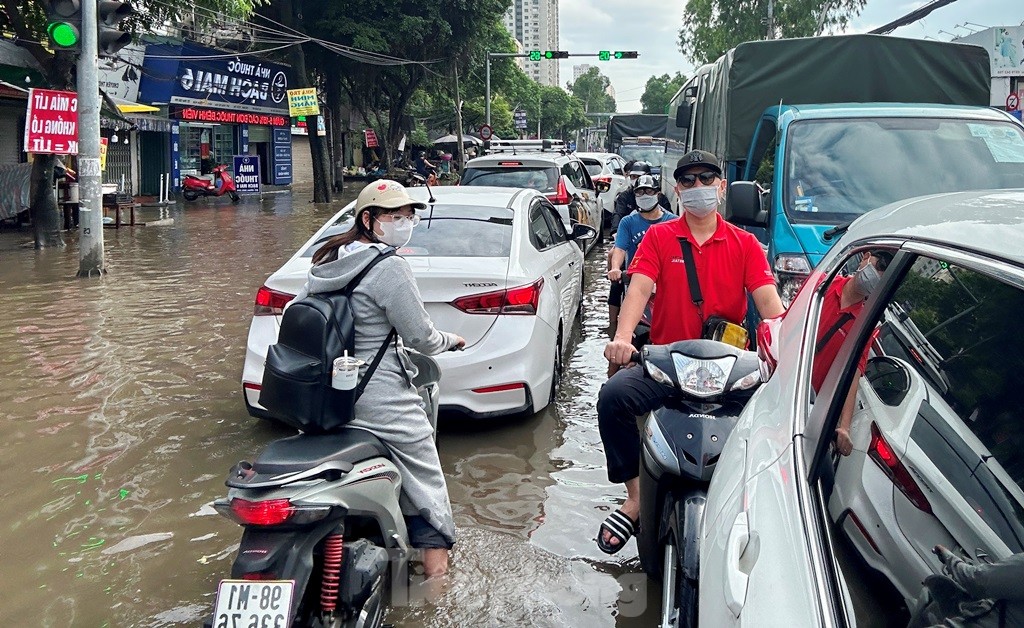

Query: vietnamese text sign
[24,88,79,154]
[174,106,289,127]
[287,88,320,117]
[233,155,261,194]
[364,129,379,148]
[100,138,108,171]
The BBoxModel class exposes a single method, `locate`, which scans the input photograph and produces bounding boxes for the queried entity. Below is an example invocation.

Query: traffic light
[598,50,611,61]
[47,0,81,51]
[528,50,542,62]
[543,50,569,59]
[97,0,134,58]
[613,51,639,59]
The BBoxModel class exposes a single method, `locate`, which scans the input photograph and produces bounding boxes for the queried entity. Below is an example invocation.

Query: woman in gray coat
[295,179,465,577]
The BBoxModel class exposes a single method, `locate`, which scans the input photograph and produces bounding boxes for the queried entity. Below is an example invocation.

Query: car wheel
[549,328,563,405]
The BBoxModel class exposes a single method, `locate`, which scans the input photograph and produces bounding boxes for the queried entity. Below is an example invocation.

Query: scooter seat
[252,428,392,475]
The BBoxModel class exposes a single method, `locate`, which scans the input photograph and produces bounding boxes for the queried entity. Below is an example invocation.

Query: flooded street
[0,190,659,626]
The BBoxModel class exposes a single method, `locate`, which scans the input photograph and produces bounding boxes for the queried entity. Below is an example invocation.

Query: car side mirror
[570,223,597,241]
[594,180,611,193]
[726,181,768,228]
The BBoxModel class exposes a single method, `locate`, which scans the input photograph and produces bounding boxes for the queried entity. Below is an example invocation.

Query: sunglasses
[676,172,719,188]
[634,188,658,196]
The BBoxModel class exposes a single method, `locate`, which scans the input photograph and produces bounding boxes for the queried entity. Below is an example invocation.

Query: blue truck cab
[734,103,1024,304]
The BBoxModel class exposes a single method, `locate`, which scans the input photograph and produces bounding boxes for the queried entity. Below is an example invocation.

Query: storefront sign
[290,115,326,136]
[272,127,292,185]
[992,27,1024,78]
[233,155,261,193]
[175,106,289,127]
[287,88,320,117]
[140,42,291,118]
[364,129,379,148]
[98,44,145,101]
[24,88,78,154]
[100,138,108,171]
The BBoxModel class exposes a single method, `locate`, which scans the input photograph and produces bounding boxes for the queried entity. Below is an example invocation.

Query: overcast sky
[558,0,1023,112]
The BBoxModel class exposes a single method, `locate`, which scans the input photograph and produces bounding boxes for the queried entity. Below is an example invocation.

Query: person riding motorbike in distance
[594,150,785,554]
[298,179,466,577]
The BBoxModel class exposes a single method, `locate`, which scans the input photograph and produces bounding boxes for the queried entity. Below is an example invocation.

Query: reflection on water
[0,192,657,626]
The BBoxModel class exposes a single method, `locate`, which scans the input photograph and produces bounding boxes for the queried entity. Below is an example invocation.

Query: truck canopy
[694,34,992,162]
[606,114,668,150]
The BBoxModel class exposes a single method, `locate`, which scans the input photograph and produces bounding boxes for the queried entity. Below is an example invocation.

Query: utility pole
[766,0,775,39]
[453,64,465,170]
[77,0,104,277]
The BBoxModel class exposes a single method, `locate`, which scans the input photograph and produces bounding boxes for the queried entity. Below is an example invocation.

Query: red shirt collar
[675,213,728,243]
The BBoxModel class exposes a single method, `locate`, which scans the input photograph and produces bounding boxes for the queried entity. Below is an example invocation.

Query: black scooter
[633,340,762,628]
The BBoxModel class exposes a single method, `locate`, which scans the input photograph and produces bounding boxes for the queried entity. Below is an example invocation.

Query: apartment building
[503,0,560,86]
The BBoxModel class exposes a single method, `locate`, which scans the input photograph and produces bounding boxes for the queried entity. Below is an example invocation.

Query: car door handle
[554,272,562,280]
[568,261,576,267]
[725,511,758,617]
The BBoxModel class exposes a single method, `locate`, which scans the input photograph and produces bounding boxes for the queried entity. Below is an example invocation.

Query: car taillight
[215,498,331,526]
[867,423,932,514]
[451,278,543,315]
[255,286,294,316]
[547,178,572,206]
[472,382,526,394]
[592,175,611,183]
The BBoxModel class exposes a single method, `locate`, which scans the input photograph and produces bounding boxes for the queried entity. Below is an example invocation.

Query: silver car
[701,189,1024,626]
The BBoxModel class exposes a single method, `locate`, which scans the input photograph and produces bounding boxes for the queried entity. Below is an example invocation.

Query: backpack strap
[816,312,854,354]
[354,327,397,402]
[344,246,397,295]
[677,237,705,322]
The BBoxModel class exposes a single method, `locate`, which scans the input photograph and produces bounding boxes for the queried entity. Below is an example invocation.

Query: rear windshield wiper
[822,220,853,241]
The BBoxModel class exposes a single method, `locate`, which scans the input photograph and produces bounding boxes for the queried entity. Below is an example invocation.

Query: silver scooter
[207,352,441,628]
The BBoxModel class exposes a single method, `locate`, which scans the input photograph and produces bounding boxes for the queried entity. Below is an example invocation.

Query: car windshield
[785,117,1024,225]
[302,205,514,258]
[581,160,604,176]
[617,146,665,165]
[460,166,556,192]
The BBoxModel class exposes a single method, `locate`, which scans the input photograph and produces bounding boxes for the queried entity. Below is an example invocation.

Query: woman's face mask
[375,214,417,248]
[678,186,720,218]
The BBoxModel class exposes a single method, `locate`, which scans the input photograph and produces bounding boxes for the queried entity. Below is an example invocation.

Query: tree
[0,0,260,247]
[315,0,510,167]
[678,0,866,65]
[568,66,615,114]
[640,72,687,114]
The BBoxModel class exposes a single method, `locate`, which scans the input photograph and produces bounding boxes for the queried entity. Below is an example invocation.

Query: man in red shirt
[595,150,785,554]
[811,250,892,456]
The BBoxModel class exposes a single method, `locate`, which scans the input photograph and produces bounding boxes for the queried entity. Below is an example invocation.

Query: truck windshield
[784,118,1024,225]
[618,146,665,165]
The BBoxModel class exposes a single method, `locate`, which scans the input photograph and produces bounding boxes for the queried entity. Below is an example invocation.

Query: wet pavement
[0,189,660,626]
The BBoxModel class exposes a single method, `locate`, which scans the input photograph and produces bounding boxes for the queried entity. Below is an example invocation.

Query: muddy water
[0,190,659,626]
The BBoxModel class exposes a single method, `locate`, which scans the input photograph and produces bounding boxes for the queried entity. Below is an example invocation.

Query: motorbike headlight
[671,354,735,398]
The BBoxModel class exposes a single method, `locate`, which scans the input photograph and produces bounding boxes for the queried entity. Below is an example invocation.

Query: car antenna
[424,180,436,228]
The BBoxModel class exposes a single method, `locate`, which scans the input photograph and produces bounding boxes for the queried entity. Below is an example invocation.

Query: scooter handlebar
[630,351,642,364]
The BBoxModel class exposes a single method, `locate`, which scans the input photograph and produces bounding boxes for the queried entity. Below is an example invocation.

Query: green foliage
[678,0,866,65]
[640,72,687,114]
[568,66,615,114]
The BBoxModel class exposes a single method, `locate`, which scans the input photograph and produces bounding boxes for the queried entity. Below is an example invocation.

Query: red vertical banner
[364,129,378,148]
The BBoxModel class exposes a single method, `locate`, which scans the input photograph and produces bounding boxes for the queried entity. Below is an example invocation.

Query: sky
[558,0,1023,112]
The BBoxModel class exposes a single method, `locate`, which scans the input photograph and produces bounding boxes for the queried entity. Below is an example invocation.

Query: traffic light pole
[485,52,530,127]
[76,0,104,277]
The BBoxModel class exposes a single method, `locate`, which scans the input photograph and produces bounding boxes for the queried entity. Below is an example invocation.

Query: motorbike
[183,164,240,202]
[633,340,762,628]
[207,352,441,628]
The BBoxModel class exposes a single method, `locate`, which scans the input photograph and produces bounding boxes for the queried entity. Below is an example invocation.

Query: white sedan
[242,186,594,420]
[576,151,630,223]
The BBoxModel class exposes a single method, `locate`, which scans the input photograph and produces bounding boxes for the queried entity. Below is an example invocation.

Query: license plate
[212,579,294,628]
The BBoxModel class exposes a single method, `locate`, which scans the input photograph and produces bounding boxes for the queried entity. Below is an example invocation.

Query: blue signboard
[272,127,292,185]
[139,42,291,126]
[233,155,261,194]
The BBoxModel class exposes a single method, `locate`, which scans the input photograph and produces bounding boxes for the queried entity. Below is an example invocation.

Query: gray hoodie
[293,242,458,544]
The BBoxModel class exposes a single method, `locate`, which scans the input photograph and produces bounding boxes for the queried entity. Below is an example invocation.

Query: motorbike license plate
[212,579,294,628]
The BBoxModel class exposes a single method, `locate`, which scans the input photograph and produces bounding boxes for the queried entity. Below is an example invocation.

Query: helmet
[355,180,427,215]
[442,153,453,161]
[633,174,657,192]
[627,161,652,176]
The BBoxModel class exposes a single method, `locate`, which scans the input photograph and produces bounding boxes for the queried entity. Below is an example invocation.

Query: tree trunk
[326,78,346,192]
[453,65,465,172]
[29,155,65,248]
[281,0,331,202]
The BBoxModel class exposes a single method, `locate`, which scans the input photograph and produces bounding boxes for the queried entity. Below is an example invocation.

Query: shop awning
[112,96,159,114]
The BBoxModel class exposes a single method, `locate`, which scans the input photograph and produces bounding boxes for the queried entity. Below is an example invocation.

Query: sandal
[596,509,639,555]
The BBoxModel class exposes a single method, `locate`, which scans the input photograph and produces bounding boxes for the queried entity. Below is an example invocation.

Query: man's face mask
[852,262,881,297]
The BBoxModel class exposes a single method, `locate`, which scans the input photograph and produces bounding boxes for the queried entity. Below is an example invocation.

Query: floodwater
[0,189,660,626]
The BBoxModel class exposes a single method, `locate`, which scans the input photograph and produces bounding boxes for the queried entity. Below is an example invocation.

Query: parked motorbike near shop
[183,164,240,202]
[207,352,441,628]
[633,340,762,628]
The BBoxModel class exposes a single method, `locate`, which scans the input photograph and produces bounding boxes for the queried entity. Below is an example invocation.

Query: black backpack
[259,248,397,434]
